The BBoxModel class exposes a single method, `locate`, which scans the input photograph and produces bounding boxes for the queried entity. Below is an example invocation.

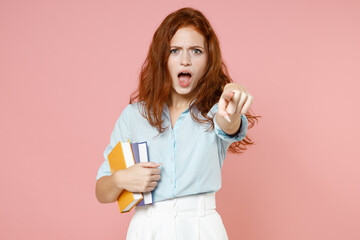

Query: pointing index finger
[222,89,235,102]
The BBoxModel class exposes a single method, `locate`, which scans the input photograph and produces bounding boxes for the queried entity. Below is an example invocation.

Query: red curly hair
[130,7,260,153]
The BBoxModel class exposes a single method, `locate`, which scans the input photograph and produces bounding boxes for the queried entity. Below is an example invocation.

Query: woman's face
[167,26,208,100]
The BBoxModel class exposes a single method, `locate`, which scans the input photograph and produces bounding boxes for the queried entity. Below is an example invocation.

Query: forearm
[95,172,124,203]
[215,112,242,135]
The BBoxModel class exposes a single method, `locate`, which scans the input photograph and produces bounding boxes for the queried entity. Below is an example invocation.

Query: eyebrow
[170,45,205,49]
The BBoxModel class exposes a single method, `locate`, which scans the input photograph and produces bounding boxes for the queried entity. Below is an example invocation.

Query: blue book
[130,142,153,206]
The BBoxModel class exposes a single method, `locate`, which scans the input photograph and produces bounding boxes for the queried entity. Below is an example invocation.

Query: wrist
[112,170,125,191]
[217,112,242,135]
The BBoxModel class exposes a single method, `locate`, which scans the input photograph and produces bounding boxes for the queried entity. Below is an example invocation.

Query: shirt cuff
[211,103,248,143]
[214,113,248,142]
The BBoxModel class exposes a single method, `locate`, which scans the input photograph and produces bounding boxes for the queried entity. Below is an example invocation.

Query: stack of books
[107,141,153,213]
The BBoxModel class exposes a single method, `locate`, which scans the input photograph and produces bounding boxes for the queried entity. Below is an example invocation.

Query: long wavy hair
[130,7,261,153]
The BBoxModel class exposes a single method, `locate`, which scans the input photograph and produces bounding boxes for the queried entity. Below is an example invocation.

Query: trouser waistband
[134,192,216,217]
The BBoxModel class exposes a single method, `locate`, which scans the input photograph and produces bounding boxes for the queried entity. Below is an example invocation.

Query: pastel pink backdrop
[1,0,359,239]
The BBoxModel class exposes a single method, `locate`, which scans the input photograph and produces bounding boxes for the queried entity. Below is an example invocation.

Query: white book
[138,142,153,205]
[120,141,143,211]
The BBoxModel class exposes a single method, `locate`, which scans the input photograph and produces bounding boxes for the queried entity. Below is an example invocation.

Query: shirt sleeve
[96,105,132,181]
[209,103,248,156]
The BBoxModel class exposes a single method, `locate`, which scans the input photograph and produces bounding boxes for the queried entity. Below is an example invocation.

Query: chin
[175,89,198,99]
[173,86,191,94]
[175,90,191,96]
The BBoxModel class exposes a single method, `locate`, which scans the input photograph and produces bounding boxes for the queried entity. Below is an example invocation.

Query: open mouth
[178,72,192,87]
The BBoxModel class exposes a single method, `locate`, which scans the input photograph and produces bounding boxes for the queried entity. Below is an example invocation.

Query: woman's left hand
[216,83,253,135]
[217,83,253,122]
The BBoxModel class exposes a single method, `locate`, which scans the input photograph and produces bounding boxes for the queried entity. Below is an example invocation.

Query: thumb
[139,162,162,168]
[218,90,234,123]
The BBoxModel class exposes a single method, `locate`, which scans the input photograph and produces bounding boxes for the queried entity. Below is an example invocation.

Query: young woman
[96,7,259,239]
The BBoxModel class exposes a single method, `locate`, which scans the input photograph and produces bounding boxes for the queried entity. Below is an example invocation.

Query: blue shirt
[96,102,248,203]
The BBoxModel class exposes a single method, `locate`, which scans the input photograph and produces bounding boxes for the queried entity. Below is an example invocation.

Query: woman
[96,7,259,239]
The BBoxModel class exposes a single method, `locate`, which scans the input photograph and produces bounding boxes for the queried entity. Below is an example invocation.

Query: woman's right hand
[113,162,162,193]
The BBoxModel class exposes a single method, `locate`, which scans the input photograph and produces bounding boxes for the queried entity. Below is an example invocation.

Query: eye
[193,49,202,54]
[170,49,179,54]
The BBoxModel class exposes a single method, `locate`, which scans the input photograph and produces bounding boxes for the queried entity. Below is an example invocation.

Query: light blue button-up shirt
[96,102,248,203]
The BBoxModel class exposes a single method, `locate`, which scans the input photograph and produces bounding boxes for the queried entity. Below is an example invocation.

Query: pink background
[1,0,359,239]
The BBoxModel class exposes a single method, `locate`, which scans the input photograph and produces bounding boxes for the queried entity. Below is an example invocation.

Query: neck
[167,90,194,109]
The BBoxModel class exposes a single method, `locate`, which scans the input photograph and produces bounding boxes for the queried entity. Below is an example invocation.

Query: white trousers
[126,192,229,240]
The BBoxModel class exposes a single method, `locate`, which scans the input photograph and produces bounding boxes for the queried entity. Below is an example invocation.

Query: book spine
[121,141,143,202]
[139,142,153,205]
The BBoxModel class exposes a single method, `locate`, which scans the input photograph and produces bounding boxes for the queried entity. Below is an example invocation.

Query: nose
[180,51,191,66]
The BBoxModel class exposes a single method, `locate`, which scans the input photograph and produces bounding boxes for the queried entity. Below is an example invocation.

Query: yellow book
[108,141,143,213]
